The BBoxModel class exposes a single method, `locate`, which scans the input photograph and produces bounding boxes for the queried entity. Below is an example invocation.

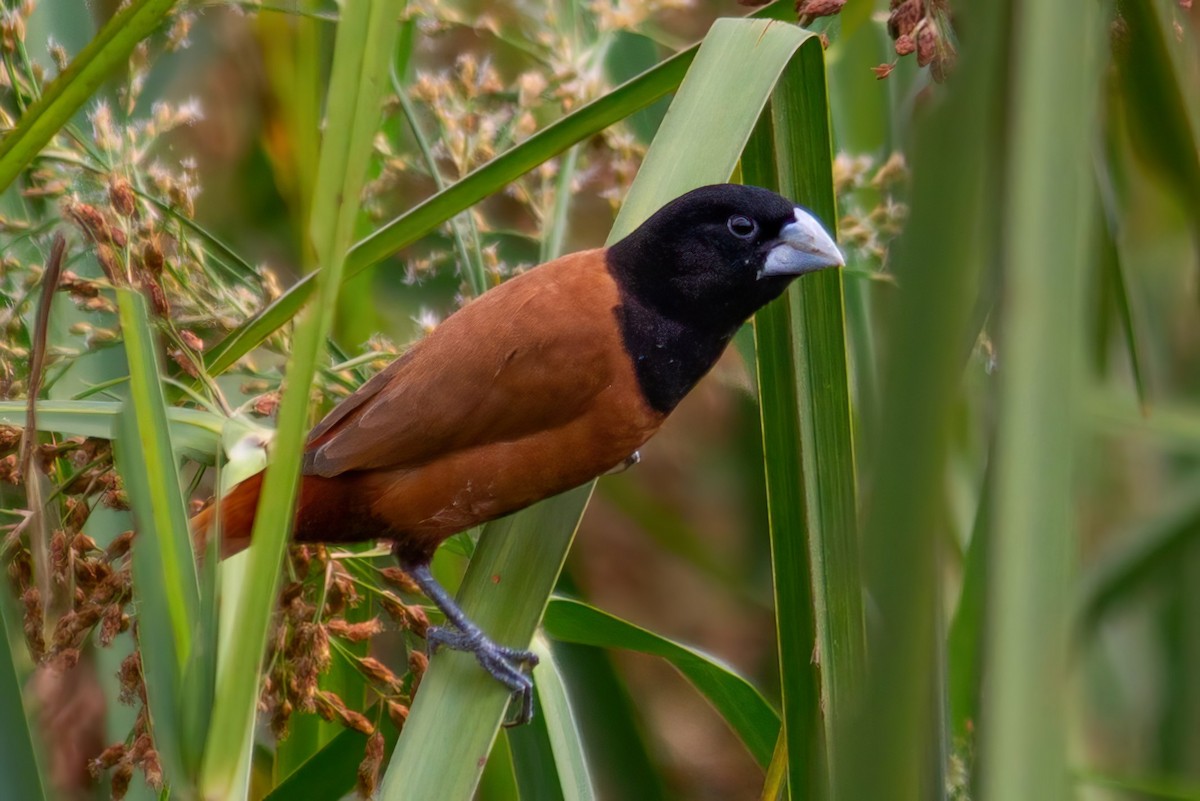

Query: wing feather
[302,251,618,477]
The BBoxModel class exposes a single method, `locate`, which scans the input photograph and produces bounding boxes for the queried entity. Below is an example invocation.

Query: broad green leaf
[111,288,201,788]
[380,483,594,800]
[841,1,1010,798]
[379,18,837,801]
[0,400,261,459]
[743,36,864,799]
[0,0,178,193]
[0,595,48,801]
[544,598,779,769]
[523,635,594,801]
[263,720,400,801]
[1077,470,1200,632]
[507,690,567,801]
[1112,0,1200,220]
[199,4,400,796]
[980,1,1105,799]
[946,467,991,741]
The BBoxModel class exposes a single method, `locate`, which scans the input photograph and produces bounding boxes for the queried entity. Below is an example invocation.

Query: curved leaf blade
[544,598,779,768]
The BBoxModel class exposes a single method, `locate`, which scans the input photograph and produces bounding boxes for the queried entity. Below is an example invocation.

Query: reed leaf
[379,17,837,800]
[198,4,399,795]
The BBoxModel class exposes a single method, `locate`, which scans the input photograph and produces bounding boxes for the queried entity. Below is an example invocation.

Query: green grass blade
[946,468,992,742]
[1113,0,1200,222]
[0,400,252,457]
[0,595,48,801]
[544,597,779,768]
[111,288,201,787]
[979,1,1105,798]
[1077,470,1200,632]
[745,35,865,799]
[380,484,594,800]
[840,1,1010,797]
[263,721,399,801]
[507,692,567,801]
[0,0,178,193]
[552,640,669,801]
[379,18,833,800]
[199,4,399,796]
[532,635,595,801]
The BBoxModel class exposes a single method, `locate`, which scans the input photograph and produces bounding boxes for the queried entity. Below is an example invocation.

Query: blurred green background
[3,0,1200,800]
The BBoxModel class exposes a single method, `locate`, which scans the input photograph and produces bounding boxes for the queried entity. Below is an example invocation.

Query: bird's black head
[606,184,843,413]
[607,184,843,331]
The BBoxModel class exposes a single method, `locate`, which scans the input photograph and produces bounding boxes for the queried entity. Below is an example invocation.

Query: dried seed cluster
[885,0,956,82]
[259,546,428,799]
[833,151,909,268]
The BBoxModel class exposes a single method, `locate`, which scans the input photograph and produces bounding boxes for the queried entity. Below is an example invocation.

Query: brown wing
[302,250,617,477]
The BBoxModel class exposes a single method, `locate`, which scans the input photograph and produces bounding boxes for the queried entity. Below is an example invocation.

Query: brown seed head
[387,700,410,731]
[22,587,45,660]
[141,748,164,790]
[356,730,386,799]
[180,329,205,351]
[379,566,421,595]
[0,453,19,483]
[142,238,164,274]
[327,617,384,643]
[118,651,144,706]
[797,0,846,18]
[0,424,20,451]
[109,178,137,218]
[358,656,400,687]
[916,24,937,67]
[106,530,134,560]
[111,762,134,800]
[94,244,123,284]
[89,743,127,777]
[888,0,922,38]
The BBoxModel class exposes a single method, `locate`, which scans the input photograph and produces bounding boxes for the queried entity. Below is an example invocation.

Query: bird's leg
[400,559,539,726]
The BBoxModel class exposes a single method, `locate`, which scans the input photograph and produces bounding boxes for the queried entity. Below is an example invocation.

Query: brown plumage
[191,249,665,561]
[189,184,844,724]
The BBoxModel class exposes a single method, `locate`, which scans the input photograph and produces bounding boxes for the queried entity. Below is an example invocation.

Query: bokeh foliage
[2,1,1200,800]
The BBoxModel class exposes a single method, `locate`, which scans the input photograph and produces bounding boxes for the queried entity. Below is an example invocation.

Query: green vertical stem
[744,115,824,799]
[842,1,1011,798]
[199,3,400,795]
[748,42,866,799]
[980,0,1105,798]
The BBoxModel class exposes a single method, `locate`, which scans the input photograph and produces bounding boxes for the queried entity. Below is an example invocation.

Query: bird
[191,183,844,725]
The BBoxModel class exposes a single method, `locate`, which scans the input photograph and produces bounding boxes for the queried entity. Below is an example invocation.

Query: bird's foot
[426,624,539,726]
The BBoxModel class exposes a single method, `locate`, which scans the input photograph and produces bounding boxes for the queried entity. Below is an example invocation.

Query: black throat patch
[611,292,735,415]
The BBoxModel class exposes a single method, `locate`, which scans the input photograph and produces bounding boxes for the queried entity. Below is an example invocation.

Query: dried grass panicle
[117,652,145,707]
[797,0,846,20]
[885,0,956,81]
[328,616,385,642]
[387,700,410,731]
[379,565,421,595]
[357,730,386,799]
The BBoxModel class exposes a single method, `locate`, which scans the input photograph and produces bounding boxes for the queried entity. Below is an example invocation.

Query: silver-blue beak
[760,207,845,278]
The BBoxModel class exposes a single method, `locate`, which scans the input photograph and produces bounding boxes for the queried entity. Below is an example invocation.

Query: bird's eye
[727,215,757,239]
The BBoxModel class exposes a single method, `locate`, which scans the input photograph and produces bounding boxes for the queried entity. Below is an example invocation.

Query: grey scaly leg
[401,560,539,725]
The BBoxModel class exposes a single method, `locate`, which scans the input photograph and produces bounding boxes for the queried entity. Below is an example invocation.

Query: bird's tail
[189,471,263,558]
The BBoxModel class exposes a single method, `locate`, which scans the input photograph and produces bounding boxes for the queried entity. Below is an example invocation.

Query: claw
[400,558,540,725]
